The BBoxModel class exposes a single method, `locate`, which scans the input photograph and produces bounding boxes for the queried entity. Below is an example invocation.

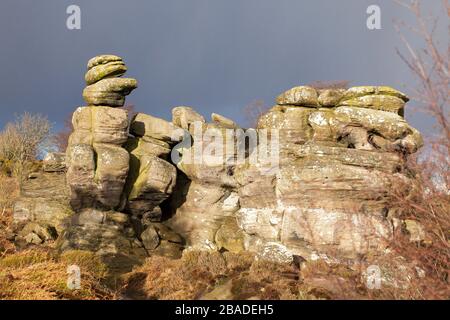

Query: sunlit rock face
[233,85,422,261]
[66,55,137,212]
[12,55,424,265]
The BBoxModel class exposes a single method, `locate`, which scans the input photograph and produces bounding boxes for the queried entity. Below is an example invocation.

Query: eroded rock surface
[12,56,424,268]
[12,154,73,245]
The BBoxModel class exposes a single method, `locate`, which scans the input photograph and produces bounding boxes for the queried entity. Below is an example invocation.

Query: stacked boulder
[59,55,147,266]
[66,55,137,211]
[123,113,184,255]
[166,108,243,251]
[11,55,425,268]
[235,85,423,261]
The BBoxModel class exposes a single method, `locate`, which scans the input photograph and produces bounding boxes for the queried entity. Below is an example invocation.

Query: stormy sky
[0,0,446,135]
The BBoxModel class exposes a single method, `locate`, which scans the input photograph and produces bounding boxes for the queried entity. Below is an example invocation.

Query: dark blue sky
[0,0,446,134]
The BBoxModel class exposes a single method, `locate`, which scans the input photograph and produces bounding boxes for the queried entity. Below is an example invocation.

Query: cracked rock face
[12,167,73,245]
[60,55,146,263]
[12,56,424,266]
[231,85,422,261]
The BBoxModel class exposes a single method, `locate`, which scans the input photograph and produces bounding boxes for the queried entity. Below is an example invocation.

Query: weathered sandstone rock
[42,152,66,172]
[130,113,183,143]
[85,61,127,85]
[276,86,319,107]
[125,155,177,216]
[338,95,406,113]
[56,209,147,271]
[318,89,345,107]
[11,167,72,249]
[172,106,205,130]
[341,86,409,101]
[70,106,129,145]
[211,113,239,129]
[125,136,172,160]
[66,142,130,211]
[83,78,138,107]
[14,65,425,269]
[87,54,123,69]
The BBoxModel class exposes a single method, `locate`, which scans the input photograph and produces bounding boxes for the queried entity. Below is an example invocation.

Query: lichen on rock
[12,57,424,270]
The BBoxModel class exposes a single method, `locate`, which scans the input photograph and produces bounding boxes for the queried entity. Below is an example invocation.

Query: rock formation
[67,55,136,212]
[166,109,242,251]
[57,55,148,267]
[235,86,423,261]
[12,154,72,246]
[12,56,424,268]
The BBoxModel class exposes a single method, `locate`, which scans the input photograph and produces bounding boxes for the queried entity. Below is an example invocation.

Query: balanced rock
[130,113,183,143]
[211,113,239,129]
[338,86,409,115]
[172,106,205,130]
[82,55,137,107]
[276,86,319,107]
[318,89,345,107]
[85,61,127,85]
[87,54,123,69]
[124,113,179,220]
[83,78,138,107]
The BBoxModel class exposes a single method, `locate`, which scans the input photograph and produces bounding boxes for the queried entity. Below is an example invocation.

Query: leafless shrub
[376,0,450,300]
[242,99,270,128]
[0,113,52,179]
[53,114,73,153]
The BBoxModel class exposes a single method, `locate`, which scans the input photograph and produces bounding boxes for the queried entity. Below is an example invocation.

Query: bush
[379,158,450,299]
[0,112,52,179]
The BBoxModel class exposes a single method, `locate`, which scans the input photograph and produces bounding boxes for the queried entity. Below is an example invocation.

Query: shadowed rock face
[13,56,424,266]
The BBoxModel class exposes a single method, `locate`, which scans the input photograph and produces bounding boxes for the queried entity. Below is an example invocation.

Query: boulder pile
[166,108,242,251]
[123,112,183,256]
[236,85,422,261]
[66,55,137,211]
[12,56,424,268]
[58,55,148,266]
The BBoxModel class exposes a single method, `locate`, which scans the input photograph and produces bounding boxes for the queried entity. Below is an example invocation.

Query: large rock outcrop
[12,55,424,267]
[234,86,422,261]
[58,55,148,266]
[166,110,242,250]
[12,154,73,245]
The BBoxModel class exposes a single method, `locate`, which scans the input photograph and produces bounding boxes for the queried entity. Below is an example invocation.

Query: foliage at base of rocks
[0,248,115,300]
[120,250,327,300]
